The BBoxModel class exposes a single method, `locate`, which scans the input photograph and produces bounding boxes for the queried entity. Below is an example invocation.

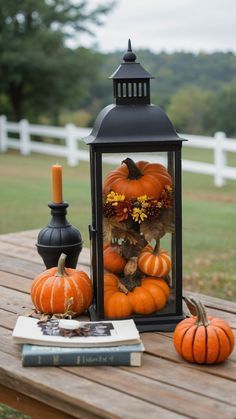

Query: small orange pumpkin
[103,244,126,274]
[173,297,235,364]
[138,244,171,277]
[103,158,172,200]
[104,272,170,318]
[104,273,133,318]
[31,253,93,316]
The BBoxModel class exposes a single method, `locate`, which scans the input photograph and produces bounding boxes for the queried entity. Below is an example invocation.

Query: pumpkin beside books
[173,297,235,364]
[30,253,93,316]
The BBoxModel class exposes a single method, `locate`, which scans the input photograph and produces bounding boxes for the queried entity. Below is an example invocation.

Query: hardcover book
[22,342,145,367]
[13,316,141,347]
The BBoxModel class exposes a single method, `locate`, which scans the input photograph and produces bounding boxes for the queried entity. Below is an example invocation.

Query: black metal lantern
[84,40,186,331]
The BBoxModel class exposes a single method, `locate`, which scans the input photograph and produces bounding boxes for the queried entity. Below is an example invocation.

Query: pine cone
[103,202,116,218]
[146,205,161,220]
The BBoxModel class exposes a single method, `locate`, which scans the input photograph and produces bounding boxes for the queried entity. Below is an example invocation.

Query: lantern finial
[123,39,136,62]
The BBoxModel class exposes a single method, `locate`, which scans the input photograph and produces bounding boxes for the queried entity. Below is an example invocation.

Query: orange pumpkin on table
[138,244,171,277]
[103,158,172,200]
[173,297,235,364]
[30,253,93,316]
[104,272,170,318]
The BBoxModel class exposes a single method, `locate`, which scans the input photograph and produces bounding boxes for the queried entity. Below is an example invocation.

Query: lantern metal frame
[85,40,186,331]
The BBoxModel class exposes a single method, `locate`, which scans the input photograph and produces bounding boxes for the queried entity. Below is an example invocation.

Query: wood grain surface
[0,230,235,419]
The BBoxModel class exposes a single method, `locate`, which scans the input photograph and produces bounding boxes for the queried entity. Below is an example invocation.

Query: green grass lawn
[0,404,29,419]
[0,149,236,301]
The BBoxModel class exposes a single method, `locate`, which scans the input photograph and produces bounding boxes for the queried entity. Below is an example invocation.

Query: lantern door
[89,145,184,331]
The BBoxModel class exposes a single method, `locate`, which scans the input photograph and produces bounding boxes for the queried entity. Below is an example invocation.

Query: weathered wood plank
[0,309,17,329]
[1,327,236,419]
[62,364,236,419]
[0,288,90,325]
[0,271,32,293]
[0,286,33,314]
[0,229,40,241]
[0,255,89,279]
[0,239,90,267]
[0,385,74,419]
[0,229,39,239]
[143,333,236,379]
[2,324,236,417]
[0,241,42,264]
[1,230,236,418]
[0,350,182,419]
[184,290,236,314]
[123,354,236,406]
[0,254,44,278]
[202,306,236,329]
[0,233,39,247]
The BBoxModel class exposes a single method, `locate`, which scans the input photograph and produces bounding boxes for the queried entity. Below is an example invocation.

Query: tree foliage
[206,79,236,137]
[0,4,236,137]
[0,0,114,121]
[99,49,236,136]
[166,85,213,135]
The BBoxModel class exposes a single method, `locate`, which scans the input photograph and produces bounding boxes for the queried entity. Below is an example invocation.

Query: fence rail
[0,115,235,187]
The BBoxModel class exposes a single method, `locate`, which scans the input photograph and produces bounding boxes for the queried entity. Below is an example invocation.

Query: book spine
[22,352,141,367]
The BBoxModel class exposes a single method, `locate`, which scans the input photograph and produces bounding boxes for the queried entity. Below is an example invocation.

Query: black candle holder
[36,202,83,269]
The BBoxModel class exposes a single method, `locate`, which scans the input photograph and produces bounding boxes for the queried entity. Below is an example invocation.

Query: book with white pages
[13,316,141,348]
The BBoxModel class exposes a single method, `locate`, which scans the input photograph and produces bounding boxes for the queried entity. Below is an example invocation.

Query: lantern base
[89,305,185,332]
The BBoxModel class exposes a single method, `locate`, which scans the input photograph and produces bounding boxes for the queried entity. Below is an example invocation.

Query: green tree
[206,79,236,137]
[166,85,213,134]
[0,0,115,121]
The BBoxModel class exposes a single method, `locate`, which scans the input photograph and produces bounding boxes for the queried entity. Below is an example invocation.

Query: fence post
[19,119,30,155]
[65,123,78,166]
[214,131,226,187]
[0,115,7,152]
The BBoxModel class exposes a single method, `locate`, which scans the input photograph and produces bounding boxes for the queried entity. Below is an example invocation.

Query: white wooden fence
[0,114,236,187]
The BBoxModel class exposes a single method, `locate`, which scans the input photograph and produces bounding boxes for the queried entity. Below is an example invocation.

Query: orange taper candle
[52,164,63,203]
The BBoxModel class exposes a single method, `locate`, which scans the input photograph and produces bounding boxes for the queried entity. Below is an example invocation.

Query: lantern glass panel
[102,150,178,319]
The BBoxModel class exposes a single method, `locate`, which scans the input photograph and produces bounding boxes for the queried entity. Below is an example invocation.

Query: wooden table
[0,230,235,419]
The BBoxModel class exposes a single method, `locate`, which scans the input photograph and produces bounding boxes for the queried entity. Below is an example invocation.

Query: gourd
[103,158,172,200]
[103,245,126,274]
[173,297,235,364]
[104,272,170,318]
[138,244,171,277]
[30,253,93,316]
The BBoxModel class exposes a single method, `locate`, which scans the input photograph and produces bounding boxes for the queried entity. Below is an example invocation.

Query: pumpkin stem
[190,297,210,327]
[56,253,68,277]
[122,158,143,180]
[153,239,160,254]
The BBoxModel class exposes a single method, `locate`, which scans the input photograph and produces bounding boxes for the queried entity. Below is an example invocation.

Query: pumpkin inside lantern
[103,158,174,319]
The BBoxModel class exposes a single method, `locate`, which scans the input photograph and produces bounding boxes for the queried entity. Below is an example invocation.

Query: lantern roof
[85,40,186,145]
[110,39,154,80]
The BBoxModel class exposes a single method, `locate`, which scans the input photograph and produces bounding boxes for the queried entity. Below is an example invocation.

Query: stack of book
[12,316,144,367]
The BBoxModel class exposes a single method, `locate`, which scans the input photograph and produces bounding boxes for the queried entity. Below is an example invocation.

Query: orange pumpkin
[138,244,171,277]
[31,253,93,316]
[173,297,235,364]
[103,244,126,274]
[104,272,170,318]
[104,273,133,318]
[103,158,172,200]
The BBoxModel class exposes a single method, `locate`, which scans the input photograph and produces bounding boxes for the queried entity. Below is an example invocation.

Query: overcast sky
[78,0,236,53]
